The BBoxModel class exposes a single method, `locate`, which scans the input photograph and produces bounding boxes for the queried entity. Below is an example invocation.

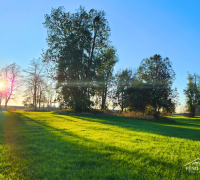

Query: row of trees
[0,59,56,110]
[41,6,179,116]
[23,59,56,110]
[0,6,179,117]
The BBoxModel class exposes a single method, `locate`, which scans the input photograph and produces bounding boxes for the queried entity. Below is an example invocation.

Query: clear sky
[1,0,200,112]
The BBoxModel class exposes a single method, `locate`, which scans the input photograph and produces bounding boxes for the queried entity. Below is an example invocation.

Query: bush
[7,107,17,111]
[184,113,191,117]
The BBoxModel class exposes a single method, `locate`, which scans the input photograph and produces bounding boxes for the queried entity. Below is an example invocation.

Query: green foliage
[115,68,135,111]
[96,47,118,110]
[43,6,116,112]
[183,73,200,117]
[135,54,178,116]
[126,80,152,114]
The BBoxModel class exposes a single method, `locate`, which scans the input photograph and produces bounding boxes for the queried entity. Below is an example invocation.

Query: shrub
[7,107,17,111]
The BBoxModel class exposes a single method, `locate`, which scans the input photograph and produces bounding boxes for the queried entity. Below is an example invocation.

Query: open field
[0,111,200,179]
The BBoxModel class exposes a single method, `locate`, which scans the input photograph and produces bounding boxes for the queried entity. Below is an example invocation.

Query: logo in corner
[184,158,200,173]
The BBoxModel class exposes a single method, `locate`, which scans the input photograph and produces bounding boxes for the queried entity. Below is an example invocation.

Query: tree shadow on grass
[63,114,200,141]
[0,111,5,154]
[6,112,198,179]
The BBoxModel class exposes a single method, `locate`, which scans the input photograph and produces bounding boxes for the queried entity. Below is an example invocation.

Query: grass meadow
[0,111,200,179]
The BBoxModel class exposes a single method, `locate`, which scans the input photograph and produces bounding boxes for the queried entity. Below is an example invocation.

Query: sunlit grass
[0,111,200,179]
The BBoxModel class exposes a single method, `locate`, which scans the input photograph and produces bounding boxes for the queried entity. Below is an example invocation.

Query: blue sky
[1,0,200,111]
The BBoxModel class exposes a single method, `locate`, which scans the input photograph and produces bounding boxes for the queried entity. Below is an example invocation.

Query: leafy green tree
[115,68,135,112]
[43,6,115,112]
[126,80,151,115]
[96,47,118,110]
[137,54,178,116]
[183,73,200,117]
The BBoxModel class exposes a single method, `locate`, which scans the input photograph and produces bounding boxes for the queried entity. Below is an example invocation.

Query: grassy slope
[0,111,200,179]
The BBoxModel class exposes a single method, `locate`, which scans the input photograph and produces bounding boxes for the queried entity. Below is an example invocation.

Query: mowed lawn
[0,111,200,179]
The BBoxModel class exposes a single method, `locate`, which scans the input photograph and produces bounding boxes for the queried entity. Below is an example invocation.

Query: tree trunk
[39,90,42,109]
[5,94,11,110]
[5,94,7,110]
[34,81,37,111]
[101,88,105,110]
[121,92,124,112]
[0,98,1,106]
[5,102,8,110]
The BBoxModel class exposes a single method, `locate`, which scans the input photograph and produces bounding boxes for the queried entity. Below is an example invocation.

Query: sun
[0,82,4,88]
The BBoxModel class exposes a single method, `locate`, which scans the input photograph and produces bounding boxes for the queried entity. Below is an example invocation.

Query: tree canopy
[115,68,135,112]
[127,54,178,116]
[183,73,200,117]
[43,6,117,112]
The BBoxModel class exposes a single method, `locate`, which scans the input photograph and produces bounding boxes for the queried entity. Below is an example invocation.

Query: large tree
[137,54,178,116]
[43,6,116,112]
[183,73,200,117]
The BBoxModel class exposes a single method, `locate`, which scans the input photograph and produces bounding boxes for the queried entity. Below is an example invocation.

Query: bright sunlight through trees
[0,82,4,88]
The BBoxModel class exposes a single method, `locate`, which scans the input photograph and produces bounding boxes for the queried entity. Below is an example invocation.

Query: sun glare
[0,82,4,88]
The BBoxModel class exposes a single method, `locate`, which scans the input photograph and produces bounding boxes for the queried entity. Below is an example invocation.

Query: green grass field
[0,111,200,179]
